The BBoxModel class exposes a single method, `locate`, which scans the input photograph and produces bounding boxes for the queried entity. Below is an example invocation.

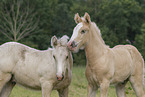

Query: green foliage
[97,0,144,45]
[101,26,119,48]
[134,23,145,59]
[72,50,86,66]
[0,0,39,41]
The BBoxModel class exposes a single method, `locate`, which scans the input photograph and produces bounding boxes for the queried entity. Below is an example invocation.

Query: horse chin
[71,47,79,53]
[73,45,85,53]
[80,45,85,50]
[73,49,79,53]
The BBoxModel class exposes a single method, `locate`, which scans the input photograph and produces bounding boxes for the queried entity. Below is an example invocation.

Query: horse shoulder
[37,51,56,78]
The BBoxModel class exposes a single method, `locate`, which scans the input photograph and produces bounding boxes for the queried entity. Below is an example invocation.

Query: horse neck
[85,24,108,64]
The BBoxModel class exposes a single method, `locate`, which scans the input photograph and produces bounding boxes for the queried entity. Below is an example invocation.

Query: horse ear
[51,36,58,47]
[84,12,91,24]
[74,13,82,24]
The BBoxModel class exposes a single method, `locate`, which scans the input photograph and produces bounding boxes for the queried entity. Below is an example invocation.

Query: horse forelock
[81,17,85,22]
[58,35,69,46]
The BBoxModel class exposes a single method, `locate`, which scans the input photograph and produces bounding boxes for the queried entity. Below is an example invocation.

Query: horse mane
[90,22,105,45]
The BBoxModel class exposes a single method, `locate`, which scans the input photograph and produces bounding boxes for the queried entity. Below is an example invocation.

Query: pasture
[10,66,144,97]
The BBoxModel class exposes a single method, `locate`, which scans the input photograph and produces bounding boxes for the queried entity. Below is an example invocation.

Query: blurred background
[0,0,145,66]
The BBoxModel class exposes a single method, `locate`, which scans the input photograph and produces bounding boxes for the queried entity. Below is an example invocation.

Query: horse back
[113,44,144,66]
[0,42,53,75]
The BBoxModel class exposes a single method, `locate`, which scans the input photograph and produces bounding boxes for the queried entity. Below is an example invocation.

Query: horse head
[67,12,92,53]
[51,35,70,81]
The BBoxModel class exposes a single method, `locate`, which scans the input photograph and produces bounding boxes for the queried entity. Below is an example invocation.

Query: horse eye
[81,30,86,34]
[66,56,68,59]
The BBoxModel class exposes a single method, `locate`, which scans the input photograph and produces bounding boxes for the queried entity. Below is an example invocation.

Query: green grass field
[9,66,144,97]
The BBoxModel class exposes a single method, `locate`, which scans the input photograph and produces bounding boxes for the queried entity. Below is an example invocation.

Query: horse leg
[87,84,97,97]
[0,80,16,97]
[129,75,145,97]
[100,79,110,97]
[57,87,69,97]
[41,81,53,97]
[115,81,128,97]
[0,73,11,94]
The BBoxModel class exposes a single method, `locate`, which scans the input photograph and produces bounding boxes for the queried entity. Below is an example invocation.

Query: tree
[0,0,39,41]
[27,0,74,49]
[134,23,145,59]
[51,1,74,37]
[97,0,145,46]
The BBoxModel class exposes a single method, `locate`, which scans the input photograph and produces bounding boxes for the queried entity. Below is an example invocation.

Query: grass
[10,66,144,97]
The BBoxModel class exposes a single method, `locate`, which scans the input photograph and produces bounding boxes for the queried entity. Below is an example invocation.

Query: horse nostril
[62,74,64,80]
[71,41,77,48]
[56,73,64,81]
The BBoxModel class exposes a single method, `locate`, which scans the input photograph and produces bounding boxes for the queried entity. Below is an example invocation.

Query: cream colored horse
[67,13,145,97]
[0,35,73,97]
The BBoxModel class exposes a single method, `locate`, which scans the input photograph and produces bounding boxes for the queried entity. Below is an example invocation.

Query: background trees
[135,23,145,58]
[0,0,39,42]
[97,0,144,46]
[0,0,145,66]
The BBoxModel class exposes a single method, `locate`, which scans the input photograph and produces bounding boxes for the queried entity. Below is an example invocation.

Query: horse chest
[85,65,100,86]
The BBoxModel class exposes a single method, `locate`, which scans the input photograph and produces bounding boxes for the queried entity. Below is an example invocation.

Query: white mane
[90,22,105,44]
[92,22,101,36]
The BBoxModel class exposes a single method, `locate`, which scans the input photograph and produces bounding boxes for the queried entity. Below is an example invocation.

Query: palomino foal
[68,13,145,97]
[0,35,73,97]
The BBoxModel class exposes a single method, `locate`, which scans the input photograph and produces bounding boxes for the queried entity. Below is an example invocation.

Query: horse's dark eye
[53,55,55,59]
[81,30,86,34]
[66,56,68,59]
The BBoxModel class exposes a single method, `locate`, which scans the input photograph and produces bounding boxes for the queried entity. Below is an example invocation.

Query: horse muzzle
[56,73,64,81]
[67,41,77,51]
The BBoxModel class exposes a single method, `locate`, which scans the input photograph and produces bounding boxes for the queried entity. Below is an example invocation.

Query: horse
[67,12,145,97]
[0,35,73,97]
